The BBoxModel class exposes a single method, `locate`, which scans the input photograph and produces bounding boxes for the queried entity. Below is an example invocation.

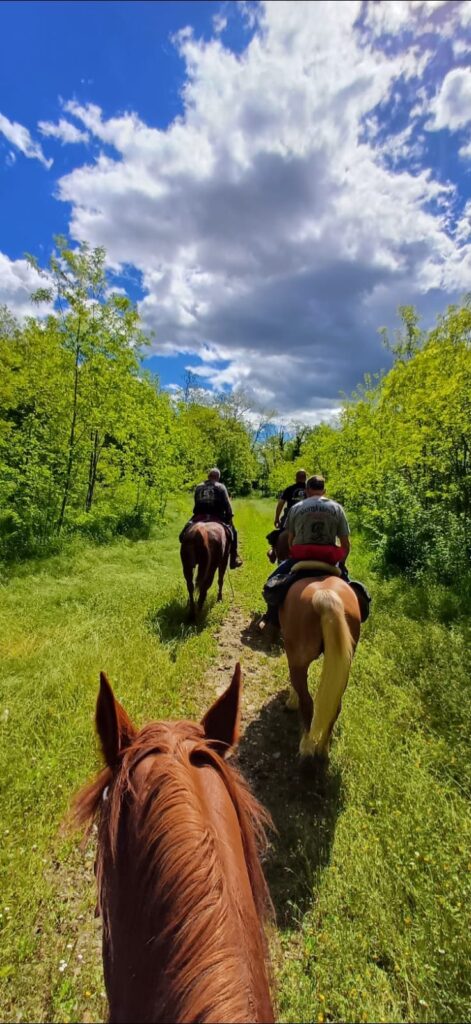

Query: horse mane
[74,720,274,1023]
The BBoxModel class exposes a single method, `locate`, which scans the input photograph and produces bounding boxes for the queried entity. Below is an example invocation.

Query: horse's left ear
[202,663,242,753]
[96,672,136,768]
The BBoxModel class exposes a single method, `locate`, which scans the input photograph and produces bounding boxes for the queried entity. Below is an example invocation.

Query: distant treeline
[1,238,470,582]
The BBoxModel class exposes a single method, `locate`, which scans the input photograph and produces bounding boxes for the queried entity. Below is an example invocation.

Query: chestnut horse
[181,521,230,620]
[280,575,361,763]
[74,666,274,1024]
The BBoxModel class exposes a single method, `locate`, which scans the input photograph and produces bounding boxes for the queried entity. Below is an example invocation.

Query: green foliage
[1,503,469,1023]
[259,301,471,582]
[0,239,258,561]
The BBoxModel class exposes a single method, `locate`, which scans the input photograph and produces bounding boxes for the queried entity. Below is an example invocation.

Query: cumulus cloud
[0,112,52,168]
[0,253,52,318]
[49,0,470,418]
[38,117,89,144]
[364,0,449,37]
[426,66,471,130]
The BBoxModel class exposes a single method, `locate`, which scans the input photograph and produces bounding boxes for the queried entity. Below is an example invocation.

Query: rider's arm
[274,498,285,527]
[286,507,295,547]
[337,505,350,559]
[339,534,350,559]
[220,484,233,519]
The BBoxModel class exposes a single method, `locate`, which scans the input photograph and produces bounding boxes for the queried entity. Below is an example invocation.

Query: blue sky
[1,0,470,422]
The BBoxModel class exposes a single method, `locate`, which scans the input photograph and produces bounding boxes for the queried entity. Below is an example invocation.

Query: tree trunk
[57,336,81,532]
[85,429,100,512]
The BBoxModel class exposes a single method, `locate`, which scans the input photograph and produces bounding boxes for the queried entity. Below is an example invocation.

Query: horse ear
[96,671,136,767]
[202,663,242,752]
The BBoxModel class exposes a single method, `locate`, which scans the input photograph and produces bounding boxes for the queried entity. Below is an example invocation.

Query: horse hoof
[284,687,299,711]
[299,733,317,758]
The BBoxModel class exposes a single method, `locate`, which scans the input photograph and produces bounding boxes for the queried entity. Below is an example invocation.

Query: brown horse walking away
[181,521,230,620]
[280,574,361,762]
[74,666,275,1024]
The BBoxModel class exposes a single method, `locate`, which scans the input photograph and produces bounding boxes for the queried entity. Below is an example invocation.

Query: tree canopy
[1,239,470,584]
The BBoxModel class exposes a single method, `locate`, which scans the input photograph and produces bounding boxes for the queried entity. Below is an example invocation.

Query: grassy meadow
[0,498,470,1023]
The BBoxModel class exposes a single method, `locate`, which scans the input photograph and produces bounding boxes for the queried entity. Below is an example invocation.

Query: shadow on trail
[238,691,344,929]
[240,614,285,659]
[147,594,213,645]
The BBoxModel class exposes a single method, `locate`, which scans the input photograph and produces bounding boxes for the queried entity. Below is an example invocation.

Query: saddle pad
[289,560,342,577]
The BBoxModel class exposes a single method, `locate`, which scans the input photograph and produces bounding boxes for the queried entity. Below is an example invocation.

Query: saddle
[289,560,341,577]
[263,561,371,622]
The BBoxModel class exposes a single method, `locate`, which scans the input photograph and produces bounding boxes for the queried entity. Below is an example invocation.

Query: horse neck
[104,753,273,1024]
[189,762,274,1023]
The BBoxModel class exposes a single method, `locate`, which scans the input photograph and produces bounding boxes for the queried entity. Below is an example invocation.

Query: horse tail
[196,527,211,593]
[309,589,353,751]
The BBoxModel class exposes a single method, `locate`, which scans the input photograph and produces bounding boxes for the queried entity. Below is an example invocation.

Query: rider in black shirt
[180,468,242,568]
[266,469,307,562]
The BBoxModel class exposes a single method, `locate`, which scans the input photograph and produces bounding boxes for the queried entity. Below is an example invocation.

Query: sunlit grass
[0,498,470,1022]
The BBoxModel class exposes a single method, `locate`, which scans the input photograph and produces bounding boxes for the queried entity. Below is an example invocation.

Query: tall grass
[0,498,469,1023]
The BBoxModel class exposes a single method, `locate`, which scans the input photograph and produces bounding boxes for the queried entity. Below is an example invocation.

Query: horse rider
[266,469,307,563]
[180,468,243,568]
[286,473,350,565]
[260,474,370,629]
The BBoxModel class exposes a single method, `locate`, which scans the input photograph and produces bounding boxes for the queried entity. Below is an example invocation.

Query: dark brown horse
[74,666,274,1024]
[181,521,230,620]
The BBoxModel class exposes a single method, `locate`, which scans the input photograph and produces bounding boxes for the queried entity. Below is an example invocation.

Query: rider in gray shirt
[286,479,350,550]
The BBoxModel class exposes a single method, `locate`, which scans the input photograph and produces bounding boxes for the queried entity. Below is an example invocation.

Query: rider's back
[194,480,230,521]
[288,496,349,546]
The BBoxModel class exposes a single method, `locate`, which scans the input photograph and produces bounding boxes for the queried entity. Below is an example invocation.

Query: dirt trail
[205,604,343,933]
[42,602,340,1023]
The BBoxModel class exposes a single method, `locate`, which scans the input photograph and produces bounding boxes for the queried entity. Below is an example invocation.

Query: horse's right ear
[202,663,242,753]
[96,672,136,768]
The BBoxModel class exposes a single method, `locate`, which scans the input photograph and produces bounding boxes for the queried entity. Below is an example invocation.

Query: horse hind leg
[182,555,196,621]
[302,592,353,759]
[217,547,230,602]
[287,662,313,737]
[217,560,224,601]
[197,566,216,613]
[285,685,300,711]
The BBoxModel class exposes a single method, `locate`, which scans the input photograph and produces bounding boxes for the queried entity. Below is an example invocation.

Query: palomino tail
[195,527,211,592]
[308,589,353,754]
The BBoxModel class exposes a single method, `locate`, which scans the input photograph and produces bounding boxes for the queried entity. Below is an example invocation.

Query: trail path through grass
[1,498,470,1023]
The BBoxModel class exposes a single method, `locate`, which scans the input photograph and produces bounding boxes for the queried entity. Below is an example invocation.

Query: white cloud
[38,118,89,144]
[455,200,471,243]
[458,1,471,27]
[0,253,52,318]
[426,66,471,130]
[213,10,228,35]
[48,0,471,418]
[364,0,448,37]
[0,112,52,168]
[376,121,425,165]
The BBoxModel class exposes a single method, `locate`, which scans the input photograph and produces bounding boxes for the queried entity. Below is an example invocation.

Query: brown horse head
[74,666,274,1023]
[180,521,230,620]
